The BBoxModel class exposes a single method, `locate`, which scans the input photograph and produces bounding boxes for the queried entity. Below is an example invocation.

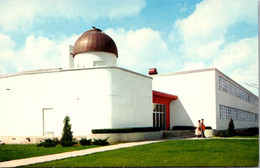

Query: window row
[219,105,258,122]
[218,76,258,106]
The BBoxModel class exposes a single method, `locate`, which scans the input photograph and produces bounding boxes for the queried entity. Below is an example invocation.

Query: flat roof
[0,67,152,79]
[152,67,216,76]
[152,67,258,99]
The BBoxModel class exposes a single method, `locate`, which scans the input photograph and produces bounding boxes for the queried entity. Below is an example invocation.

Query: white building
[0,27,258,144]
[0,27,153,144]
[152,68,259,130]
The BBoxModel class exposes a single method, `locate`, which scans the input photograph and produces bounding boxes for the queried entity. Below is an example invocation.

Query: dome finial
[92,26,102,32]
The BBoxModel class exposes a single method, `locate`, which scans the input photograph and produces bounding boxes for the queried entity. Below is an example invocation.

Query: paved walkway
[0,139,171,167]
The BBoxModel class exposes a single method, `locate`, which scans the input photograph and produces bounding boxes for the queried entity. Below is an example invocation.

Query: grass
[232,134,259,138]
[213,134,259,139]
[27,139,259,167]
[0,144,99,162]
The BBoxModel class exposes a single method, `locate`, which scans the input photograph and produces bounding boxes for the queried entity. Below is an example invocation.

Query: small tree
[61,116,76,146]
[228,118,235,135]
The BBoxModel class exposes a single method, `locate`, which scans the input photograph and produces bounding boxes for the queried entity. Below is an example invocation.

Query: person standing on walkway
[201,119,206,138]
[195,120,202,138]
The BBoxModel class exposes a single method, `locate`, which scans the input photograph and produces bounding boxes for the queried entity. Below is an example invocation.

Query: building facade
[0,27,258,144]
[0,27,154,144]
[152,68,259,130]
[0,67,153,138]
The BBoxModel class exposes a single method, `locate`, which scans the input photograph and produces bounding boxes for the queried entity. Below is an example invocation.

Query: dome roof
[73,27,118,57]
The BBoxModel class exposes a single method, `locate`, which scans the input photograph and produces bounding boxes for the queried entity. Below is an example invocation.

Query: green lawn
[28,139,259,167]
[0,144,99,162]
[213,134,259,139]
[232,135,259,138]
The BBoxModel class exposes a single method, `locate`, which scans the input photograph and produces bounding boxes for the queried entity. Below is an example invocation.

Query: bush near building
[228,118,235,135]
[236,127,259,136]
[36,138,59,147]
[218,119,258,137]
[79,138,92,146]
[60,116,77,147]
[92,138,109,146]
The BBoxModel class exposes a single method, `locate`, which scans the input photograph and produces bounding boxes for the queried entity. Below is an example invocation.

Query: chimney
[149,68,158,75]
[69,45,74,68]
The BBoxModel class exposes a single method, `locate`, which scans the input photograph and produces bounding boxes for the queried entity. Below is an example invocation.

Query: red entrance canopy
[152,90,178,101]
[152,90,178,130]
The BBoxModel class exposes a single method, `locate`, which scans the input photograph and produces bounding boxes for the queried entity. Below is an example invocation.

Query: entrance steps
[163,130,196,139]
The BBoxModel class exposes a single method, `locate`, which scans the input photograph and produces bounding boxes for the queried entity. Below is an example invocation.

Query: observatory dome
[73,27,118,57]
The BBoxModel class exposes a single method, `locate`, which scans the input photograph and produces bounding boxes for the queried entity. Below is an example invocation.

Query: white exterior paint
[152,69,217,129]
[0,67,152,138]
[109,68,153,128]
[86,131,162,143]
[215,70,259,130]
[73,52,117,68]
[152,68,258,130]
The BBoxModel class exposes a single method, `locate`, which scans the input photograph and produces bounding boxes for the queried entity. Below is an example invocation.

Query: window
[223,80,228,93]
[218,76,258,106]
[255,114,259,122]
[219,77,223,90]
[153,104,166,130]
[220,105,227,119]
[219,105,258,122]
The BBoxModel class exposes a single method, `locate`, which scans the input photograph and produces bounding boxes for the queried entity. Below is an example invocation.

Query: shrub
[93,137,109,146]
[37,138,57,147]
[219,132,232,137]
[61,116,74,147]
[79,138,92,145]
[36,142,43,147]
[236,131,254,136]
[60,141,77,147]
[236,127,259,136]
[53,137,60,145]
[228,118,235,135]
[247,127,259,134]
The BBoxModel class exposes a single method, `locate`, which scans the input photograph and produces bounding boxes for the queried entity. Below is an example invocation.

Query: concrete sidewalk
[0,139,170,167]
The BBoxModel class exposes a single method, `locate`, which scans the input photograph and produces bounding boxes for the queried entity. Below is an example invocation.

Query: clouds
[0,0,257,95]
[170,0,258,94]
[0,33,79,73]
[212,37,258,91]
[105,28,176,74]
[212,37,257,71]
[0,34,15,59]
[0,0,146,32]
[172,0,257,60]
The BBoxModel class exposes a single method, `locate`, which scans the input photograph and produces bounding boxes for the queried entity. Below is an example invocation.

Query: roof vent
[149,68,158,75]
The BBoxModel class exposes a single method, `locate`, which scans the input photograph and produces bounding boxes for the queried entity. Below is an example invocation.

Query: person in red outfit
[201,119,206,138]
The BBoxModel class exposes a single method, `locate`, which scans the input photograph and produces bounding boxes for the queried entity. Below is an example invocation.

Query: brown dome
[73,27,118,57]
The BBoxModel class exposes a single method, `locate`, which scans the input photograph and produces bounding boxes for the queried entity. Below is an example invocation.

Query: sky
[0,0,258,95]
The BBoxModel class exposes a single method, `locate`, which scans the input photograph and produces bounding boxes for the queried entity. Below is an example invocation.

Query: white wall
[152,68,259,131]
[109,68,153,128]
[0,68,113,137]
[152,69,217,129]
[73,52,117,68]
[0,67,152,138]
[215,71,259,130]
